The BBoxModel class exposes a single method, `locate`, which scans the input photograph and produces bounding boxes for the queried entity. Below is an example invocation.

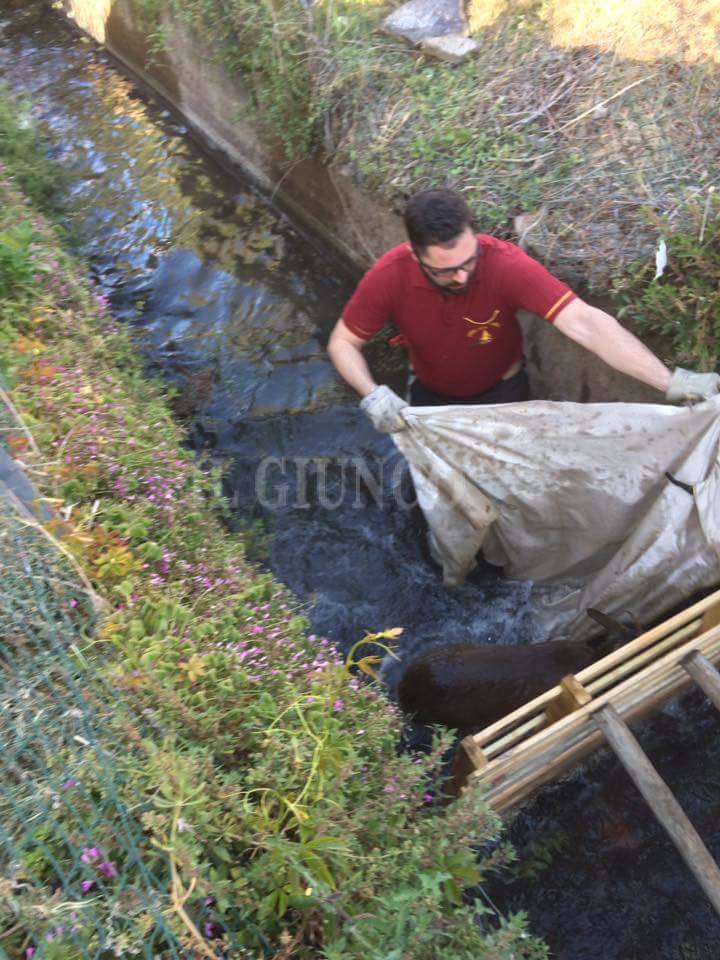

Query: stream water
[1,5,719,957]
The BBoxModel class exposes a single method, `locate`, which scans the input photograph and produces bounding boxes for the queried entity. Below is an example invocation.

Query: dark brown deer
[397,610,637,730]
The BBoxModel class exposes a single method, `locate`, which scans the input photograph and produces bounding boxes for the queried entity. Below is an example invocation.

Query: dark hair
[404,189,475,252]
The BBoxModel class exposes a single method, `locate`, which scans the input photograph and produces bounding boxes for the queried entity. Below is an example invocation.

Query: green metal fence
[0,385,250,960]
[0,496,201,958]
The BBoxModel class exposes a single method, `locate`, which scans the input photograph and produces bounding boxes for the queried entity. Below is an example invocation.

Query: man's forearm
[556,304,671,393]
[327,333,377,398]
[589,316,671,392]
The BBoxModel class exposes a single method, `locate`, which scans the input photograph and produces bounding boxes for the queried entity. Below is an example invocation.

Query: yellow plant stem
[162,809,219,960]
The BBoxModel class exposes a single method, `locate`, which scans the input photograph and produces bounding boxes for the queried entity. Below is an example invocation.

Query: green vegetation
[0,222,36,300]
[610,193,720,368]
[0,88,68,213]
[0,116,546,957]
[3,0,718,931]
[0,219,60,354]
[0,86,68,348]
[137,0,395,158]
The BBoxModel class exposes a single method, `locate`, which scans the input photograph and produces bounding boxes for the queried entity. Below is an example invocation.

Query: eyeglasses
[416,241,480,279]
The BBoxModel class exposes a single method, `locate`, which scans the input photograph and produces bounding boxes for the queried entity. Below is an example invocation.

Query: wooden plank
[484,666,711,813]
[474,599,720,749]
[480,625,720,760]
[484,713,547,759]
[482,630,720,774]
[474,683,564,749]
[469,632,720,809]
[683,651,720,712]
[443,736,488,800]
[593,703,720,918]
[577,618,703,686]
[577,587,720,677]
[482,730,608,811]
[700,601,720,634]
[576,593,720,685]
[481,668,701,811]
[480,645,720,812]
[458,622,720,804]
[544,674,592,725]
[585,621,700,696]
[489,632,720,782]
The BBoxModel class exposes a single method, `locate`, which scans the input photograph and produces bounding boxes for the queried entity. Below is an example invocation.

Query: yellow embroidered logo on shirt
[465,311,500,345]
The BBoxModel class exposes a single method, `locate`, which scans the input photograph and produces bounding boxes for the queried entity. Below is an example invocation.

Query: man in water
[328,188,719,431]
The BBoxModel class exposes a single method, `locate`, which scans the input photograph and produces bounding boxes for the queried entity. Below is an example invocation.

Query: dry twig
[1,486,107,615]
[556,73,658,133]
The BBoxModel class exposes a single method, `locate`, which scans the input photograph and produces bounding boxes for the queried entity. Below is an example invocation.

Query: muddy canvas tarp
[394,396,720,640]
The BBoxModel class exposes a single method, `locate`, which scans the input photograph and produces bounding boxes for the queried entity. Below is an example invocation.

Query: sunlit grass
[468,0,720,63]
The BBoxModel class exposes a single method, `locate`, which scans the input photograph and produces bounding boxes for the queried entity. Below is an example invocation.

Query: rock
[268,344,293,363]
[170,367,215,418]
[288,338,324,361]
[248,360,340,418]
[383,0,467,44]
[420,33,478,62]
[0,448,54,522]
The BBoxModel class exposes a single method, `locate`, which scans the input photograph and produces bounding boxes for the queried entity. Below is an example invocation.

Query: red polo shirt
[342,235,576,397]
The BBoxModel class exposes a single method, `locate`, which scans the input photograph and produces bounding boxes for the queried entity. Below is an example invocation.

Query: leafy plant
[609,192,720,369]
[0,223,36,299]
[0,88,68,213]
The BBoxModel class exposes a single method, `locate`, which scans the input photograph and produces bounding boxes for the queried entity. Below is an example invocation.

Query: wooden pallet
[447,587,720,916]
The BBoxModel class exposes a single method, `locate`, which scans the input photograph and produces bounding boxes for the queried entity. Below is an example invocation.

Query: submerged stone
[287,338,324,361]
[248,360,340,417]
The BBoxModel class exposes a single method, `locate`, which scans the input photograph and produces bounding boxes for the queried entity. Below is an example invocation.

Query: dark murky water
[488,685,720,959]
[2,5,719,957]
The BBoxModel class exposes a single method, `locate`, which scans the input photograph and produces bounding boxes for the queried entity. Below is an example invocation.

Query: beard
[434,278,470,295]
[444,281,469,294]
[423,270,475,296]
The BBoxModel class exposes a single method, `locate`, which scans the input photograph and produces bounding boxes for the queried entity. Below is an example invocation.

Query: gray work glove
[360,385,408,433]
[666,367,720,403]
